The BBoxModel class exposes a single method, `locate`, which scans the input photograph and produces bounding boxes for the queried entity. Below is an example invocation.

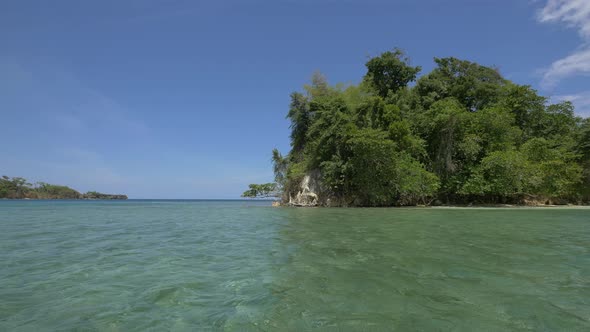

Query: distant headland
[0,175,127,200]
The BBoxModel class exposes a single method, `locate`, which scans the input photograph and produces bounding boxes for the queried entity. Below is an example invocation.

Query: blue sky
[1,0,590,198]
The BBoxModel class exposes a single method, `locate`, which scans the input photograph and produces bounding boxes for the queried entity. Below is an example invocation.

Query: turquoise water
[1,200,589,331]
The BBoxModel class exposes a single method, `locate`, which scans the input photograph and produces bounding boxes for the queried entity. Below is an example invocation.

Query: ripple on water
[0,201,589,331]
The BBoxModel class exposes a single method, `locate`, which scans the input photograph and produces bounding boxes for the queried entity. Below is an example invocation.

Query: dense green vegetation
[241,183,278,198]
[0,175,127,199]
[244,49,590,206]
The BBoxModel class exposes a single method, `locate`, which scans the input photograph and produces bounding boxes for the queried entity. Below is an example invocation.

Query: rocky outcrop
[288,171,321,207]
[82,192,128,200]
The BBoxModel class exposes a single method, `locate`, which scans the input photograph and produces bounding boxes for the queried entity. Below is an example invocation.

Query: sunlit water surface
[1,200,589,331]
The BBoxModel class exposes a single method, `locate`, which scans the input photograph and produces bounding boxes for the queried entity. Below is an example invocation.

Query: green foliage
[271,148,288,186]
[496,84,546,134]
[578,119,590,160]
[363,49,421,98]
[521,138,559,162]
[419,98,469,192]
[469,106,521,152]
[416,57,506,111]
[461,150,535,197]
[316,128,439,206]
[344,129,400,206]
[287,92,311,153]
[396,154,440,205]
[535,160,582,198]
[540,102,578,143]
[246,48,589,206]
[462,141,583,200]
[35,182,81,199]
[0,176,34,199]
[241,183,278,198]
[0,176,124,199]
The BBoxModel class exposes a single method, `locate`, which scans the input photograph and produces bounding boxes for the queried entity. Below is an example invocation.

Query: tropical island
[0,175,127,200]
[243,49,590,207]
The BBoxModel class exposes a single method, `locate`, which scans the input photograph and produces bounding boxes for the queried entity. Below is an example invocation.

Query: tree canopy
[241,183,279,199]
[0,176,127,200]
[245,49,589,206]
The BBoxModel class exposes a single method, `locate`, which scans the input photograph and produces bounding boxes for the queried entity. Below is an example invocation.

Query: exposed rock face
[288,171,321,207]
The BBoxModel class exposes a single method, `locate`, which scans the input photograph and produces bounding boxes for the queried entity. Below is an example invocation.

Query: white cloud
[538,0,590,38]
[541,48,590,88]
[537,0,590,88]
[552,91,590,117]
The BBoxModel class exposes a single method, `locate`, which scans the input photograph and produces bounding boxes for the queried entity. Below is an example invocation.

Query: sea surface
[1,200,589,331]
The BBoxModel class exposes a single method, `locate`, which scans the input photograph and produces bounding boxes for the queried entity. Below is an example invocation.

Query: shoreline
[428,204,590,209]
[0,198,127,200]
[276,202,590,209]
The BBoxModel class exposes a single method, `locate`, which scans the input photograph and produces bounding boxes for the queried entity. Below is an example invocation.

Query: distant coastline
[0,176,127,200]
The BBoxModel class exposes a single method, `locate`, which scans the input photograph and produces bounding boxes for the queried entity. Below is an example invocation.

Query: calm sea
[1,200,589,331]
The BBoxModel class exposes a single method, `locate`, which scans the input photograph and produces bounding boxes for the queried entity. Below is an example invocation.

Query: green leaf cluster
[241,183,278,199]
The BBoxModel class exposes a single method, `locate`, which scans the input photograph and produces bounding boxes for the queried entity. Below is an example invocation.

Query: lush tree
[466,106,521,155]
[521,138,582,198]
[287,92,310,153]
[323,129,438,206]
[496,84,546,134]
[419,98,468,194]
[0,176,12,198]
[363,49,421,98]
[241,183,279,198]
[461,150,535,198]
[416,57,506,111]
[537,102,578,144]
[304,71,331,98]
[578,119,590,160]
[271,148,288,185]
[578,120,590,201]
[343,129,399,206]
[395,154,440,205]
